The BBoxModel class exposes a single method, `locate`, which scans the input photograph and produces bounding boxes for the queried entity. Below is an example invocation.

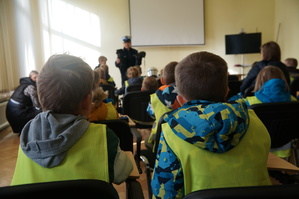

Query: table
[267,152,299,172]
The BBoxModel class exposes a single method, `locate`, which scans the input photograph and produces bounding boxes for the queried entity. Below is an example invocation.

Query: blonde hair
[126,67,139,78]
[92,87,108,109]
[100,64,109,74]
[38,54,94,113]
[254,65,289,92]
[95,68,106,80]
[175,51,228,101]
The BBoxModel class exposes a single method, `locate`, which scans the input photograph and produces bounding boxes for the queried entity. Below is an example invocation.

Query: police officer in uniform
[115,36,139,85]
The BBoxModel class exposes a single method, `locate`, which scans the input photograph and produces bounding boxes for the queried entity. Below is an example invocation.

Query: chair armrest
[130,127,142,173]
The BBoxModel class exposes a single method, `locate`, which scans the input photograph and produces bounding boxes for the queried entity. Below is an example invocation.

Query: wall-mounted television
[225,33,262,54]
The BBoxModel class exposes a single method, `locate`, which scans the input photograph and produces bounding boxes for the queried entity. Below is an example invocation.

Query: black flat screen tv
[225,33,261,54]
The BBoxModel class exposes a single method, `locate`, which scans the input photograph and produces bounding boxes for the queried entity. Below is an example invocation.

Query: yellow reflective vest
[11,123,109,185]
[163,109,272,196]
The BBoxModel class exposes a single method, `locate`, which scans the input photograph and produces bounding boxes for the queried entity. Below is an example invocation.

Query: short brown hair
[98,56,107,63]
[163,61,178,84]
[284,58,298,68]
[261,41,281,62]
[92,87,108,109]
[38,54,94,114]
[254,65,289,92]
[142,76,159,91]
[175,51,228,101]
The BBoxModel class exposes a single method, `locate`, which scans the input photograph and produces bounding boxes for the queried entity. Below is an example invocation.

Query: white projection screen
[129,0,205,46]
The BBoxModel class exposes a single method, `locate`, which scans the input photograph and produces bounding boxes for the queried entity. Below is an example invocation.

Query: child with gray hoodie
[11,54,132,186]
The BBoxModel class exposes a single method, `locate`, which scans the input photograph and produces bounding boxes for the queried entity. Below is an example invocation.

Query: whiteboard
[129,0,205,46]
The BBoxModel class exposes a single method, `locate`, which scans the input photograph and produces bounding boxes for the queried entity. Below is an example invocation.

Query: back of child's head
[92,87,108,108]
[127,67,139,78]
[95,68,106,80]
[134,65,142,76]
[175,51,228,102]
[254,65,289,92]
[100,64,109,74]
[141,76,159,91]
[38,54,94,114]
[162,61,178,84]
[284,58,298,68]
[98,56,107,64]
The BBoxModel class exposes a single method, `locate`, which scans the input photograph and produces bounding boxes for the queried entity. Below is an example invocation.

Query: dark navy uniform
[115,47,138,85]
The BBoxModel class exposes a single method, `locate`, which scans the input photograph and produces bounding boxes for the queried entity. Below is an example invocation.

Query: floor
[0,126,152,199]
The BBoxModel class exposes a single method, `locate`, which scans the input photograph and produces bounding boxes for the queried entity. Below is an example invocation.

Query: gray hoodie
[20,111,90,168]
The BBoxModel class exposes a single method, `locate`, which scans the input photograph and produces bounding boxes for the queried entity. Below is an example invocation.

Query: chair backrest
[183,184,299,199]
[126,84,142,94]
[0,179,119,199]
[249,101,299,148]
[290,77,299,97]
[228,75,239,81]
[100,84,118,105]
[93,119,133,152]
[227,80,242,99]
[122,90,155,126]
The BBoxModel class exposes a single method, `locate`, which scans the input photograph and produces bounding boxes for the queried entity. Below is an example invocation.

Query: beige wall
[67,0,290,87]
[4,0,298,88]
[275,0,299,61]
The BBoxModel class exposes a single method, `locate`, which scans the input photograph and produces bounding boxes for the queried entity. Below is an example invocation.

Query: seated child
[95,68,108,85]
[88,87,119,122]
[115,66,143,95]
[245,65,297,158]
[146,61,180,150]
[151,51,272,198]
[100,64,116,87]
[11,54,132,185]
[141,76,159,92]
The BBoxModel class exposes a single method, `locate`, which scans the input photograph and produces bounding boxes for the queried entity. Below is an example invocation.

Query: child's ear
[176,94,187,106]
[161,77,166,85]
[81,93,92,116]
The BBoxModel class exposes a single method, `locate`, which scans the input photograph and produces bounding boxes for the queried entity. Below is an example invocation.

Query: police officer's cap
[122,36,132,42]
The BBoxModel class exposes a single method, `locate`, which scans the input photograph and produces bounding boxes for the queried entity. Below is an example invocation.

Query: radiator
[0,100,9,131]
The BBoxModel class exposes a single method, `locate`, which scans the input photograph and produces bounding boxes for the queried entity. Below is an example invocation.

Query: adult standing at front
[115,36,138,85]
[6,70,41,133]
[240,41,290,96]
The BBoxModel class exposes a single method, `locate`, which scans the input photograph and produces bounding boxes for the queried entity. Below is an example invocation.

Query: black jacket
[11,77,36,106]
[240,60,290,94]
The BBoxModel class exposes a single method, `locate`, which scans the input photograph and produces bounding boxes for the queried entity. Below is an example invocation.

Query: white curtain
[0,0,102,92]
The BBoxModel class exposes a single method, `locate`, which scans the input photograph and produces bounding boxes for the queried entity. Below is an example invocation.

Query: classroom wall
[3,0,298,89]
[274,0,299,61]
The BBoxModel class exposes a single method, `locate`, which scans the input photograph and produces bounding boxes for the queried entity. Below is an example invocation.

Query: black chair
[93,119,133,152]
[249,101,299,166]
[290,77,299,98]
[243,86,254,97]
[183,184,299,199]
[100,84,119,106]
[227,80,242,99]
[122,90,155,169]
[0,179,119,199]
[228,74,239,81]
[125,84,142,94]
[92,119,144,199]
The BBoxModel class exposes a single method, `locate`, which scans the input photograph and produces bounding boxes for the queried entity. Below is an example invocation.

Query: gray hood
[20,111,90,168]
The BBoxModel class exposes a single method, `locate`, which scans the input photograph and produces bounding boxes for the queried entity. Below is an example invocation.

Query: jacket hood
[20,77,36,86]
[156,84,180,110]
[164,97,249,153]
[255,79,291,103]
[20,111,90,168]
